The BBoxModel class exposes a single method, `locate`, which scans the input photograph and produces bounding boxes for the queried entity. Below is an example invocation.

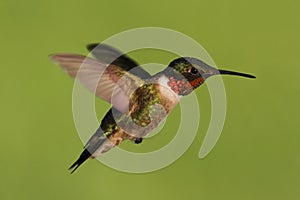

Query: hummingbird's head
[164,57,255,96]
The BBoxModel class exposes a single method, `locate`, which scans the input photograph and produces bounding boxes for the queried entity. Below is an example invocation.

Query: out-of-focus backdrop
[1,0,299,199]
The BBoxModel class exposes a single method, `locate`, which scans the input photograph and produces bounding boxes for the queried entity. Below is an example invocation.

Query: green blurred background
[1,0,299,199]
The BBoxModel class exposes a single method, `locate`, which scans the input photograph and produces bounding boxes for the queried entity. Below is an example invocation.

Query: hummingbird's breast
[113,75,181,138]
[156,75,182,111]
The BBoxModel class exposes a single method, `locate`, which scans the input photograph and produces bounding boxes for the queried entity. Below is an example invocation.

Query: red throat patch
[167,77,204,95]
[167,77,190,95]
[190,77,204,88]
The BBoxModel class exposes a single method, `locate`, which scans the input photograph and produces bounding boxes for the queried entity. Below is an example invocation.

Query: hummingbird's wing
[86,43,151,79]
[50,54,144,113]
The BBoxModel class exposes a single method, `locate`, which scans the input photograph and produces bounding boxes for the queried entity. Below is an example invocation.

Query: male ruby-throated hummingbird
[50,44,255,173]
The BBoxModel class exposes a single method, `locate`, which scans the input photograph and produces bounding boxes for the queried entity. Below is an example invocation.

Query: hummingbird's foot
[134,138,143,144]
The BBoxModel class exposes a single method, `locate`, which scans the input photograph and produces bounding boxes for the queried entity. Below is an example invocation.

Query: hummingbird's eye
[190,67,198,75]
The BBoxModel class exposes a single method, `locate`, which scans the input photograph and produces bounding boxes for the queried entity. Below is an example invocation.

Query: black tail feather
[68,149,92,174]
[68,108,117,174]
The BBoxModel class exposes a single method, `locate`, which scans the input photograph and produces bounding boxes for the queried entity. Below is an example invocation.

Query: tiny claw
[134,138,143,144]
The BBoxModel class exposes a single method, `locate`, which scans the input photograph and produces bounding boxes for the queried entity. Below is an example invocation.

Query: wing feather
[50,53,144,113]
[87,43,151,79]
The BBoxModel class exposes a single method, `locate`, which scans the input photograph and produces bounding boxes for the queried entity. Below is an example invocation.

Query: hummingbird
[50,44,256,173]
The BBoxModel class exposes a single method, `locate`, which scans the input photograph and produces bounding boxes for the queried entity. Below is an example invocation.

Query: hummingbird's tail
[68,108,119,174]
[68,148,92,174]
[68,127,109,174]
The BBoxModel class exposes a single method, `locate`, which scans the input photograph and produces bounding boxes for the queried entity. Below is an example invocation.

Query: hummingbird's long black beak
[218,69,256,79]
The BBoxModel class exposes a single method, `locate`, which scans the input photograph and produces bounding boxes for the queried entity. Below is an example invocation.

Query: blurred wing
[87,43,151,79]
[50,53,144,113]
